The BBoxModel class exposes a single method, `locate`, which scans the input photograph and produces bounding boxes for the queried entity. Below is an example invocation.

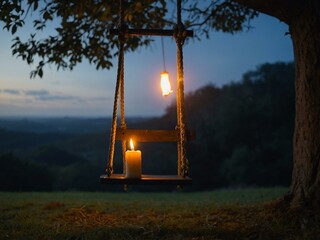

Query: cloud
[1,88,110,104]
[38,95,80,101]
[24,90,50,96]
[23,89,83,102]
[89,96,111,101]
[2,89,21,95]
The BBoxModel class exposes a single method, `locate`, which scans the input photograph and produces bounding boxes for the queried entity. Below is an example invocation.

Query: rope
[106,42,124,176]
[175,0,188,177]
[161,37,166,71]
[176,40,188,177]
[177,41,189,177]
[107,0,126,176]
[119,0,127,176]
[120,45,126,176]
[177,0,182,26]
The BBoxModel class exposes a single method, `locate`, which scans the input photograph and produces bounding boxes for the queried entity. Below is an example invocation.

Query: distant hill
[0,128,73,151]
[0,117,112,134]
[0,117,152,133]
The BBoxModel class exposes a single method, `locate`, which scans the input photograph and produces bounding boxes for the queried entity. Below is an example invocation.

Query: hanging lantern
[160,71,173,96]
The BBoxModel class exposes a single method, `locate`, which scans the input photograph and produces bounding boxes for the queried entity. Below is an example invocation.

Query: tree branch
[232,0,303,24]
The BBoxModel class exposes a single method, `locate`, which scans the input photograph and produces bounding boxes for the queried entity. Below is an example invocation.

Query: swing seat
[115,128,196,142]
[100,174,192,185]
[100,128,194,186]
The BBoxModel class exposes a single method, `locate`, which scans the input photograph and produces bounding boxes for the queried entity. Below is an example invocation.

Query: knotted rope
[175,0,189,177]
[107,0,126,176]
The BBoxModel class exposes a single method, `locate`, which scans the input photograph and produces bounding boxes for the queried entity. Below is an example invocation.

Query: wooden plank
[116,129,178,142]
[100,174,192,185]
[109,28,194,37]
[116,129,195,142]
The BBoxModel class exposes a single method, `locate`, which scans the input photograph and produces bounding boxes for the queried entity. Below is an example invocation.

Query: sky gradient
[0,14,293,117]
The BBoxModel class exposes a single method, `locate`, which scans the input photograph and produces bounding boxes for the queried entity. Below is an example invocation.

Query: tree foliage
[0,0,257,78]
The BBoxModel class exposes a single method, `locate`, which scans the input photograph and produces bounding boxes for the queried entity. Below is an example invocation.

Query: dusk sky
[0,13,293,118]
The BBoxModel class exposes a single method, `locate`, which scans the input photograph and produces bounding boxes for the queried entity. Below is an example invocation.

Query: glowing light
[125,138,141,178]
[160,71,173,96]
[129,138,134,150]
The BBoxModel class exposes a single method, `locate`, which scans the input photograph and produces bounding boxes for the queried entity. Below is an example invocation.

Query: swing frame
[100,0,194,186]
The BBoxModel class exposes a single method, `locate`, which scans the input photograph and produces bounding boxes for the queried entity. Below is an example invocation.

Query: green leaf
[33,0,38,11]
[11,24,17,34]
[43,11,52,20]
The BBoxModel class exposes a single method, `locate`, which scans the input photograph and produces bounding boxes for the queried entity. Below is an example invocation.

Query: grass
[0,188,319,240]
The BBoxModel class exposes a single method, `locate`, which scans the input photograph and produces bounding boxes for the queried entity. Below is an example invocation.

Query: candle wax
[125,150,142,178]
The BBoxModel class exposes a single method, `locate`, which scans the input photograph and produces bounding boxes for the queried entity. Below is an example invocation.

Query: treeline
[189,62,294,189]
[135,62,294,190]
[0,62,294,191]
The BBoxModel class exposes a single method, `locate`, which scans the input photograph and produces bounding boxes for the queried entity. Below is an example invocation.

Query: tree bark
[235,0,320,209]
[289,1,320,209]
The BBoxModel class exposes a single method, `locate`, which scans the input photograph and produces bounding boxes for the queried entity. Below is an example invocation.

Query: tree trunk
[235,0,320,209]
[289,2,320,209]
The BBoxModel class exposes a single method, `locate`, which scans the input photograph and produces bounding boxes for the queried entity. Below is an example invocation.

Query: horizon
[0,115,153,120]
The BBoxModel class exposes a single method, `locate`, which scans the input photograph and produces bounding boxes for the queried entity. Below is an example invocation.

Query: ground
[0,188,319,239]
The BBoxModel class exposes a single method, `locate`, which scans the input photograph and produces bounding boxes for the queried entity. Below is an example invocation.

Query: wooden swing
[100,0,194,186]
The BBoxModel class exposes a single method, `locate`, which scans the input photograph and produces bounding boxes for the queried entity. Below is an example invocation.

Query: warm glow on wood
[160,71,173,96]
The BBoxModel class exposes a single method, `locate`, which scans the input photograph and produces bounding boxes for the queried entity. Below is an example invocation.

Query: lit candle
[125,139,142,179]
[160,71,173,96]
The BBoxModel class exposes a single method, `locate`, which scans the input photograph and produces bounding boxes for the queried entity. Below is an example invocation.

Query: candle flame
[160,71,173,96]
[129,138,134,150]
